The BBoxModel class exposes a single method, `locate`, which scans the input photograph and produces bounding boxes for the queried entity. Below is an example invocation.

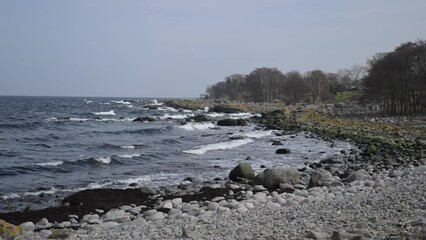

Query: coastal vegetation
[206,39,426,115]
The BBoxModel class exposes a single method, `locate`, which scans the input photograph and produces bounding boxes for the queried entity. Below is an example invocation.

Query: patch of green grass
[335,91,363,102]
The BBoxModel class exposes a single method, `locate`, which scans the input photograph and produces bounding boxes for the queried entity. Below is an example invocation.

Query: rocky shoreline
[1,100,425,239]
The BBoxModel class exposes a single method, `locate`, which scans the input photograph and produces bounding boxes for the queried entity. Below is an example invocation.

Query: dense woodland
[205,40,426,115]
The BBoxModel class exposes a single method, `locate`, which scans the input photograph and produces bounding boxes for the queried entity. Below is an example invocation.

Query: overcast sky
[0,1,425,98]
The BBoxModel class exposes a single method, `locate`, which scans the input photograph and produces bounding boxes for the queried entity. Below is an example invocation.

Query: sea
[0,96,355,211]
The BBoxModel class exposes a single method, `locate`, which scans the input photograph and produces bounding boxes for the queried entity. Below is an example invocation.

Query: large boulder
[252,166,300,189]
[0,219,22,240]
[308,168,334,188]
[229,163,255,181]
[217,119,248,126]
[345,169,372,182]
[193,115,210,122]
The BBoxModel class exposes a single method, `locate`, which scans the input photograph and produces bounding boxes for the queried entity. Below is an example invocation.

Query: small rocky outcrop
[276,148,291,154]
[192,115,210,122]
[209,105,242,114]
[217,119,248,126]
[133,117,156,122]
[229,163,255,182]
[252,166,300,189]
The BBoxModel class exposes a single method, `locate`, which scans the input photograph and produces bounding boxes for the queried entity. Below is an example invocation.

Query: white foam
[241,130,274,139]
[203,107,209,112]
[1,188,57,200]
[229,112,261,119]
[84,100,93,104]
[183,138,254,155]
[35,161,64,166]
[46,117,58,121]
[207,112,225,118]
[149,99,163,106]
[158,107,178,112]
[117,154,141,159]
[159,113,194,120]
[120,145,135,149]
[116,175,151,185]
[93,156,111,164]
[178,122,215,131]
[112,100,131,105]
[93,110,116,116]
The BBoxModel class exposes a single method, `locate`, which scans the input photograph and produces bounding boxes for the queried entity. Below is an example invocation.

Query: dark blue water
[0,96,354,211]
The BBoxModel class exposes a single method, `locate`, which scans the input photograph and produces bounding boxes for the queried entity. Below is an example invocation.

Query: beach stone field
[1,164,425,239]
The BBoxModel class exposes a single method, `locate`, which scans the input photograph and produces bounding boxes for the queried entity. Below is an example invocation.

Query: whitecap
[206,112,225,118]
[120,145,135,149]
[116,175,151,185]
[46,117,58,121]
[69,118,90,122]
[93,156,111,164]
[35,161,63,167]
[158,107,178,112]
[159,113,194,120]
[117,154,141,159]
[112,100,131,105]
[183,138,254,155]
[93,110,116,116]
[229,112,261,119]
[241,130,274,139]
[178,122,215,131]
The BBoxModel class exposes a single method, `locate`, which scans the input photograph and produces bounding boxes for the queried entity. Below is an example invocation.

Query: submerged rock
[276,148,291,154]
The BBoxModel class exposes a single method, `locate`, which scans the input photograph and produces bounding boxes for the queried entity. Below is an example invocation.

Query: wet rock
[217,119,248,126]
[229,163,255,181]
[209,105,241,114]
[252,166,300,189]
[193,114,210,122]
[276,148,291,154]
[133,116,155,122]
[272,140,283,146]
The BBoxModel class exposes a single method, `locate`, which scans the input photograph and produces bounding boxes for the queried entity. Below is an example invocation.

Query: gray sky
[1,0,425,98]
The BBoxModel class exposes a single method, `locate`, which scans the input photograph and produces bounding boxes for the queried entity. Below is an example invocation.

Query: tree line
[205,39,426,115]
[206,66,366,104]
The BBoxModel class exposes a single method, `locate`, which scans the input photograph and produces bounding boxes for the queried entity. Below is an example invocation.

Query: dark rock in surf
[272,140,283,146]
[133,117,156,122]
[217,119,248,127]
[276,148,291,154]
[192,115,210,122]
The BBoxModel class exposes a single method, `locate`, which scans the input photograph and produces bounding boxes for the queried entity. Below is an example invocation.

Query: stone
[19,222,34,233]
[0,220,22,240]
[265,201,281,209]
[171,198,183,207]
[119,205,132,211]
[276,148,291,154]
[365,144,378,155]
[207,202,219,211]
[253,185,267,191]
[162,201,173,209]
[272,140,283,146]
[252,166,300,189]
[331,230,362,240]
[146,212,164,221]
[345,169,372,182]
[167,209,182,216]
[35,218,50,229]
[193,114,209,122]
[143,209,158,217]
[181,227,198,239]
[99,221,120,229]
[229,163,255,181]
[49,229,74,239]
[410,217,426,226]
[279,183,294,192]
[307,230,329,240]
[139,186,157,194]
[389,170,403,178]
[211,196,225,202]
[308,168,334,188]
[39,230,52,238]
